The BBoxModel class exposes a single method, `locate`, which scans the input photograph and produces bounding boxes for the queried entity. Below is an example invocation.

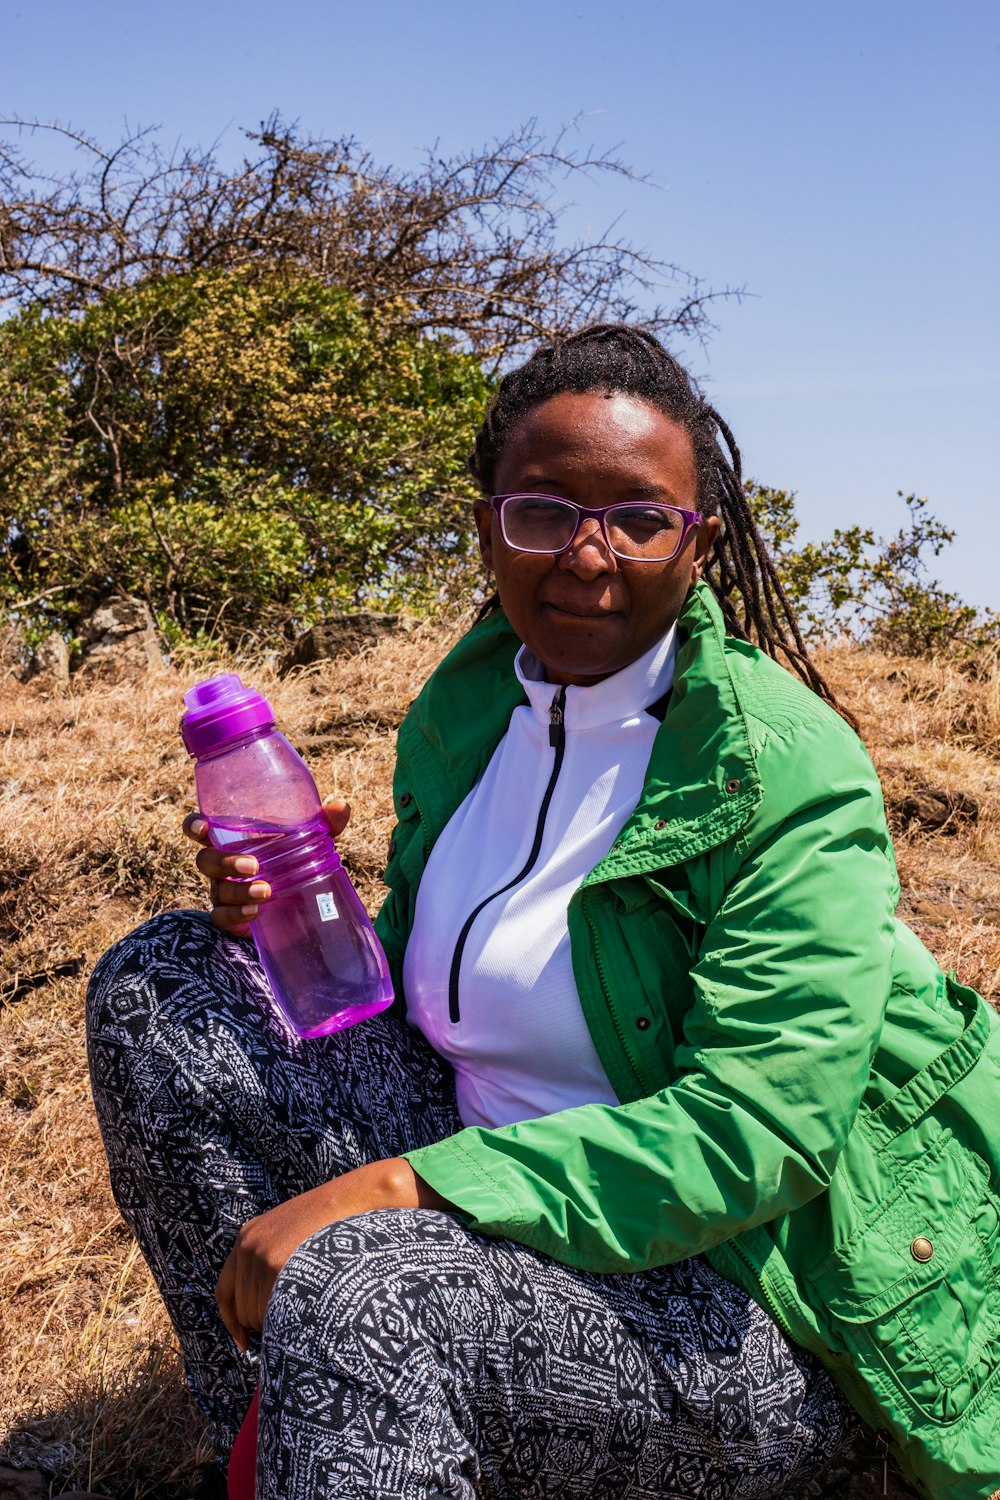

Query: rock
[0,1466,47,1500]
[31,630,70,685]
[893,784,979,834]
[0,624,29,681]
[76,596,163,679]
[280,611,418,674]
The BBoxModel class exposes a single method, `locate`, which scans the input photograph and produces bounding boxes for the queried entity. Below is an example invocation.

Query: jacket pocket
[813,1130,1000,1424]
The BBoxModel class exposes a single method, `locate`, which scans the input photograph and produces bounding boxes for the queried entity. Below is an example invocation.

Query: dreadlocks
[469,322,855,726]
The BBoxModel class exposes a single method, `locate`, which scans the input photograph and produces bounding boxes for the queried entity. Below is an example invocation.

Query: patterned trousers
[86,910,850,1499]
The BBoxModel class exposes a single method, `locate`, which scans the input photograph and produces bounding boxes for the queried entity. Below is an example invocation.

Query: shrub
[0,272,490,642]
[747,486,999,656]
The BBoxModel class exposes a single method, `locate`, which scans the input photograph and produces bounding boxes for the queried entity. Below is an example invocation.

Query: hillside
[1,622,998,1498]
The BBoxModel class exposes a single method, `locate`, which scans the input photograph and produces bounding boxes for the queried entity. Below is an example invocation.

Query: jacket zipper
[726,1237,798,1345]
[447,686,566,1024]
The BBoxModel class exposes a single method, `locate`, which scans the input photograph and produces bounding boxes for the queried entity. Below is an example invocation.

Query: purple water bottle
[181,673,394,1038]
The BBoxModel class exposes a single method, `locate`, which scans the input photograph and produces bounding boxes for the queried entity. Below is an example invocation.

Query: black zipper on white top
[447,686,567,1024]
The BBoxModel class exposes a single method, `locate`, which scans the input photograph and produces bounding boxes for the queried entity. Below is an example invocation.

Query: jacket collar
[593,579,762,881]
[397,580,762,870]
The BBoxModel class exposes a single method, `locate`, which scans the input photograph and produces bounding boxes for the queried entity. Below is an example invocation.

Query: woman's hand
[214,1159,451,1351]
[182,798,352,935]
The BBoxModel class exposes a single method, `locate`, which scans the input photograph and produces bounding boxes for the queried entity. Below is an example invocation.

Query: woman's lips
[544,601,617,620]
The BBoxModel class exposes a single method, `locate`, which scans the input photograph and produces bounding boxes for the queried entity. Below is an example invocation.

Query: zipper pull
[549,686,566,749]
[875,1432,890,1496]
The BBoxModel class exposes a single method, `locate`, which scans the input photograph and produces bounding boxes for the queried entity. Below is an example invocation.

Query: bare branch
[5,584,73,611]
[0,114,726,354]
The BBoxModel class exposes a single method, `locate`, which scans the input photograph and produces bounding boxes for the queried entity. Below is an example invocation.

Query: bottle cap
[181,673,276,757]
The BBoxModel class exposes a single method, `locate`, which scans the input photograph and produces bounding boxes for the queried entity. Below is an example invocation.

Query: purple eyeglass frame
[490,493,704,563]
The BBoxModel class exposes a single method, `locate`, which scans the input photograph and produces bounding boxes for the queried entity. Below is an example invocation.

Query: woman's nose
[559,517,616,576]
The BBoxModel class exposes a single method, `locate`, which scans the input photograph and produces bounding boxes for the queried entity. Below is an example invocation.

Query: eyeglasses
[490,493,703,563]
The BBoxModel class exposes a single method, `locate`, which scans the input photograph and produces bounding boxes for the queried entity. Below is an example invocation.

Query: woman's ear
[473,499,494,570]
[689,514,720,584]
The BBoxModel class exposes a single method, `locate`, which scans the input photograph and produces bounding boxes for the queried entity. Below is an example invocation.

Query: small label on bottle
[316,891,339,922]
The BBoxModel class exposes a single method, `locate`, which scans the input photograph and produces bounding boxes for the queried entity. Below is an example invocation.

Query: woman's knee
[86,907,260,1049]
[86,907,263,1151]
[259,1213,485,1500]
[89,908,212,1027]
[263,1209,478,1375]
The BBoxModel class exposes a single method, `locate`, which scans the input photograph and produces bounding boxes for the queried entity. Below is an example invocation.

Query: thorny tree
[0,115,729,360]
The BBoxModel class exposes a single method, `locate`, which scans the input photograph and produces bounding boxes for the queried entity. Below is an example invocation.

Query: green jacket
[376,581,1000,1500]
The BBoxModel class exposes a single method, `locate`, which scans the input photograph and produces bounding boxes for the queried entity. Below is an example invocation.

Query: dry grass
[828,642,1000,998]
[1,625,998,1497]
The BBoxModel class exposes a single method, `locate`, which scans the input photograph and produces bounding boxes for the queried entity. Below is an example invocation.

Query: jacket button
[725,777,741,794]
[910,1236,934,1262]
[399,791,412,808]
[654,819,667,830]
[636,1016,651,1031]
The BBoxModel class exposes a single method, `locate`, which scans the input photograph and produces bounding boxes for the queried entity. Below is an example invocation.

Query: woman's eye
[519,498,569,518]
[616,507,678,535]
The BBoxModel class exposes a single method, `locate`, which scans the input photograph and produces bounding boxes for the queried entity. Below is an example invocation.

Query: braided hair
[469,323,854,725]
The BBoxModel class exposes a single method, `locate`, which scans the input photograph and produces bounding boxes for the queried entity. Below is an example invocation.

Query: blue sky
[4,0,998,608]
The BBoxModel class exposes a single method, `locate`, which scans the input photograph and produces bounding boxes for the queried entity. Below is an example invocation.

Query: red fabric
[227,1388,258,1500]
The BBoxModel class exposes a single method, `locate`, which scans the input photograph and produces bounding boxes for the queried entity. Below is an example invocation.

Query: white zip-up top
[403,626,677,1129]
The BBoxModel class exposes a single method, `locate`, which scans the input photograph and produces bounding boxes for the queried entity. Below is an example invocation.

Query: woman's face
[474,391,719,686]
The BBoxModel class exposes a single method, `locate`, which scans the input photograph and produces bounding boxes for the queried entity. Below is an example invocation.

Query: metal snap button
[399,791,412,808]
[654,819,667,830]
[725,778,741,794]
[910,1237,934,1262]
[636,1016,651,1031]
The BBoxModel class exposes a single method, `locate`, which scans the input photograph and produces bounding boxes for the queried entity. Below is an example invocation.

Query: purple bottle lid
[181,673,276,758]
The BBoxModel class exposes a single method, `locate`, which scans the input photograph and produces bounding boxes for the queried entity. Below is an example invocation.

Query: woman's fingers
[187,834,270,931]
[233,1231,256,1337]
[210,874,271,906]
[214,1168,435,1350]
[181,812,211,845]
[224,1216,285,1339]
[215,1246,252,1354]
[321,797,351,838]
[196,850,270,901]
[195,845,259,883]
[210,903,261,936]
[208,876,269,935]
[186,818,266,890]
[186,800,347,935]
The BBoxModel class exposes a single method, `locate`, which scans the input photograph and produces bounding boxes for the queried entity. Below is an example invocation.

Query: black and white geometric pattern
[87,909,849,1496]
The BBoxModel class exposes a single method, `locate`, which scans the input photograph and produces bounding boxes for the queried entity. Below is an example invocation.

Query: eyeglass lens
[501,495,687,560]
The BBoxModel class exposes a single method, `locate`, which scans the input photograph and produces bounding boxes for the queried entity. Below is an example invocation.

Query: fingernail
[234,857,258,875]
[247,882,270,901]
[190,818,207,836]
[240,904,259,918]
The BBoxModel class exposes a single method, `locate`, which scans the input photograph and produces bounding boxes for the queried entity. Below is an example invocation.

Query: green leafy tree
[0,116,734,648]
[746,484,999,655]
[0,270,490,641]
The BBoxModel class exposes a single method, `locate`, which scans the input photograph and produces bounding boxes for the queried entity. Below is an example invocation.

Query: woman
[87,326,1000,1500]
